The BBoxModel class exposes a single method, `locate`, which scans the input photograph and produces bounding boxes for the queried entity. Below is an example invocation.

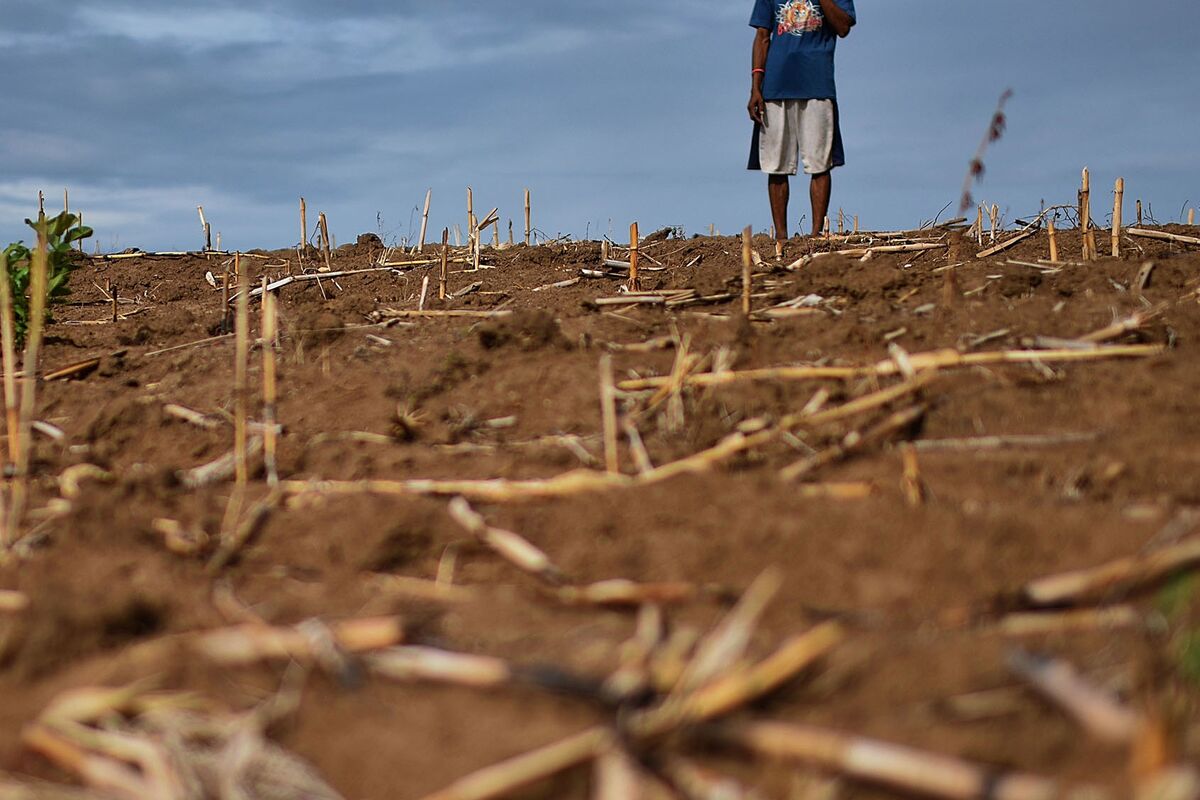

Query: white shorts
[756,99,835,176]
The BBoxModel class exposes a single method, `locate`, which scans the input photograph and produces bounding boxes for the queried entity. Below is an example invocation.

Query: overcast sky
[1,1,1196,252]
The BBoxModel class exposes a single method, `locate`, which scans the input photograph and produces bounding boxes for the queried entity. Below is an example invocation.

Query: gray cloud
[1,1,1196,251]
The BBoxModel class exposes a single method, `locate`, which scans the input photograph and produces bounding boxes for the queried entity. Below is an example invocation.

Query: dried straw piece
[447,497,566,585]
[1126,228,1200,247]
[367,647,512,688]
[628,222,641,292]
[0,589,30,613]
[151,518,210,557]
[658,757,761,800]
[975,229,1037,259]
[369,574,477,604]
[283,470,633,503]
[600,354,620,474]
[417,726,612,800]
[674,568,783,696]
[179,436,264,490]
[997,606,1140,637]
[1020,535,1200,607]
[592,745,643,800]
[712,720,1077,800]
[632,622,844,739]
[195,616,404,666]
[1007,650,1141,744]
[900,444,925,506]
[781,405,926,482]
[555,580,697,608]
[741,226,753,315]
[207,489,281,573]
[677,622,843,724]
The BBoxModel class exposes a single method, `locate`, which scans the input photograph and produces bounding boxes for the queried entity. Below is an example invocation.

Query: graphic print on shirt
[775,0,823,36]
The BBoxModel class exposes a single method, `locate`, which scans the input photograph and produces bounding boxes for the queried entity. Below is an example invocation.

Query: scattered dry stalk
[524,188,532,246]
[713,720,1079,800]
[195,616,404,666]
[628,223,641,292]
[1127,228,1200,247]
[447,497,566,585]
[900,444,925,506]
[368,647,512,688]
[1008,650,1141,744]
[318,212,332,270]
[439,228,449,300]
[418,189,432,253]
[741,225,753,315]
[1047,218,1058,262]
[300,197,307,253]
[417,727,611,800]
[1020,535,1200,607]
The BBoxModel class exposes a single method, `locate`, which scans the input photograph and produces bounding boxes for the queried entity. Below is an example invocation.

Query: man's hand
[748,89,766,124]
[817,0,854,37]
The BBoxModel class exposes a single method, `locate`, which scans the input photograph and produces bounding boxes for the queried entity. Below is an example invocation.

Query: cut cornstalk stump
[418,188,432,253]
[318,212,333,270]
[741,225,753,315]
[524,188,532,246]
[628,223,641,292]
[1112,178,1124,257]
[439,228,450,300]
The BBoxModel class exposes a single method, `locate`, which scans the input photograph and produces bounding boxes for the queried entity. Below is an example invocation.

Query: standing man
[747,0,856,258]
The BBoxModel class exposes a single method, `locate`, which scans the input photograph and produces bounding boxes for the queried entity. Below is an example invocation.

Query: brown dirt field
[2,222,1200,798]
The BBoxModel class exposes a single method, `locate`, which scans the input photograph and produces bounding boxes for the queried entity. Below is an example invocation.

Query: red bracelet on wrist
[752,68,766,74]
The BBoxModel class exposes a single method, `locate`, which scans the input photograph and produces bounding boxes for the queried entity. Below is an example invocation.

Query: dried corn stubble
[194,616,403,667]
[367,647,512,689]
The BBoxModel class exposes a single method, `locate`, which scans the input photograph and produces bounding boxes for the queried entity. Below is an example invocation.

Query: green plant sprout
[3,211,92,346]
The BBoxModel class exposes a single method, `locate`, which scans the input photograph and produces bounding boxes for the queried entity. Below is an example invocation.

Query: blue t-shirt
[750,0,856,101]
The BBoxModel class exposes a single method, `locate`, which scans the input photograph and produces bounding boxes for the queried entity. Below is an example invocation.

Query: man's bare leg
[810,170,831,237]
[768,174,789,257]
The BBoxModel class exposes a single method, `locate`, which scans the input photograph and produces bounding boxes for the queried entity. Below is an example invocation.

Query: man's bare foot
[774,240,785,260]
